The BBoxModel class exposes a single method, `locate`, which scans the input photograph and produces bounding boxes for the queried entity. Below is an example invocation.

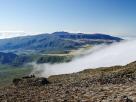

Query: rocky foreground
[1,62,136,102]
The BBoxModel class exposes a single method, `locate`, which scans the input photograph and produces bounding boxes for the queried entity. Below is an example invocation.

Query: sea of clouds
[31,39,136,77]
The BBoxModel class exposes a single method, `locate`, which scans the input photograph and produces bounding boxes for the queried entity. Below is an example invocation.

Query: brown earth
[1,61,136,102]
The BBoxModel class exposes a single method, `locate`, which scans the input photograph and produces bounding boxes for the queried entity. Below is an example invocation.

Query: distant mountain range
[0,31,123,66]
[0,31,123,53]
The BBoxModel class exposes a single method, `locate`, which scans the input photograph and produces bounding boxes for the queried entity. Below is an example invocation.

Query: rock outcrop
[13,75,50,87]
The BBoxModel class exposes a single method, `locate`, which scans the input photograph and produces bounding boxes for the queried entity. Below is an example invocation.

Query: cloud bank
[32,40,136,77]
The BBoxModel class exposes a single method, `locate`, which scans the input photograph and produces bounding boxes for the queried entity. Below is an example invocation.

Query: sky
[0,0,136,38]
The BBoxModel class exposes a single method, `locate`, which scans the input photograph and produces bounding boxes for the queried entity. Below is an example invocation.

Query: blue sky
[0,0,136,37]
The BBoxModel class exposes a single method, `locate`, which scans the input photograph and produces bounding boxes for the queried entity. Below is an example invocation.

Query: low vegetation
[0,65,32,87]
[37,55,73,64]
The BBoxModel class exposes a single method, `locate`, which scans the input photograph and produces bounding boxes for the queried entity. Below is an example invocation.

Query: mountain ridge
[0,31,123,53]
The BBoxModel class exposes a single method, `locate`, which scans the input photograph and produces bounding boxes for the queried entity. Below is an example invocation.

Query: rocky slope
[1,61,136,102]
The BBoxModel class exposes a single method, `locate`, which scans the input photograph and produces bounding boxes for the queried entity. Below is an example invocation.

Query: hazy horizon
[0,31,134,40]
[0,0,136,39]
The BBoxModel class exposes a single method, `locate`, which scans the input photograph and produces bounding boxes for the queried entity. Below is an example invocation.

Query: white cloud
[31,40,136,77]
[0,31,27,39]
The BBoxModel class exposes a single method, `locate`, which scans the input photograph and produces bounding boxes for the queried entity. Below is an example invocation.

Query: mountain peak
[52,31,70,35]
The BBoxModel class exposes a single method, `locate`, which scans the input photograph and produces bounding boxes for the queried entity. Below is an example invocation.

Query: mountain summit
[0,31,123,53]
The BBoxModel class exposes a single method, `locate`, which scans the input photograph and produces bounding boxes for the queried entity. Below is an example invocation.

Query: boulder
[13,76,50,87]
[12,78,21,86]
[119,96,133,102]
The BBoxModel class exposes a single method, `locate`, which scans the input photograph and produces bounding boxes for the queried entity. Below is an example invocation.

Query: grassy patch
[0,65,32,87]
